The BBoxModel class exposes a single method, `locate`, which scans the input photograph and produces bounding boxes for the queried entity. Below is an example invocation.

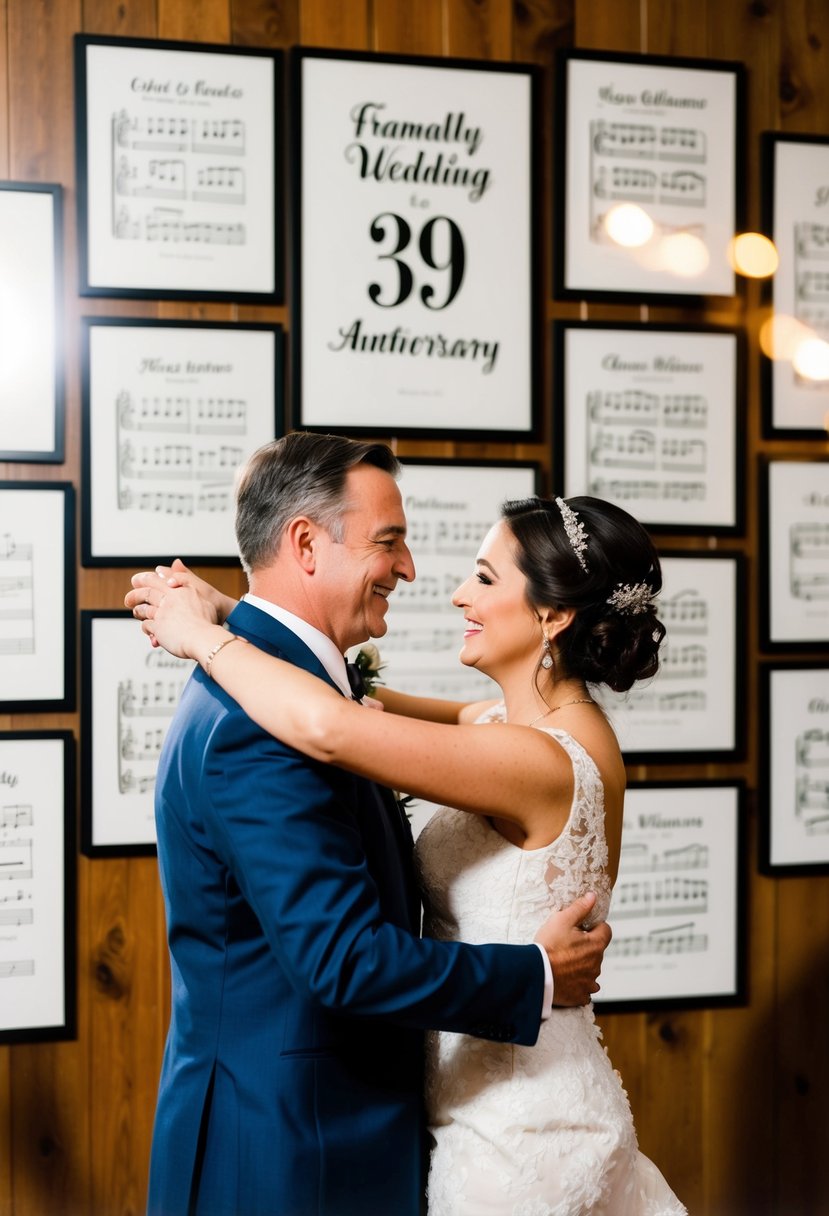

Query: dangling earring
[541,637,553,670]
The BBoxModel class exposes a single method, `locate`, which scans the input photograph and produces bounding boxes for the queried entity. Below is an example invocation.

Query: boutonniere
[353,643,385,696]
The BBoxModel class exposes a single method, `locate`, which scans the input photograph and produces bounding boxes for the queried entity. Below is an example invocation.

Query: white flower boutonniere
[353,643,385,696]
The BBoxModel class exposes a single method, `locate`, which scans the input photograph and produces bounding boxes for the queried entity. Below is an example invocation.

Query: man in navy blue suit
[139,432,610,1216]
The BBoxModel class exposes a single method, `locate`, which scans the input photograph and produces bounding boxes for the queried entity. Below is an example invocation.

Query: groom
[131,432,611,1216]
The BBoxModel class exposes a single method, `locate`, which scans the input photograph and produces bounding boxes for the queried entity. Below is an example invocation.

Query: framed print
[761,663,829,874]
[554,322,743,533]
[761,457,829,649]
[594,781,745,1012]
[292,47,540,438]
[81,317,282,566]
[0,483,75,713]
[74,35,282,302]
[81,611,195,856]
[363,459,539,837]
[0,183,64,462]
[0,732,76,1043]
[595,552,743,763]
[761,133,829,437]
[555,49,744,302]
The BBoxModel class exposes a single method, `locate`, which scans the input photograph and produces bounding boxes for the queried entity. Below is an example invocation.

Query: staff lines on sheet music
[587,390,708,428]
[114,111,247,156]
[612,921,708,958]
[619,840,710,873]
[0,839,33,881]
[117,676,187,796]
[613,875,708,919]
[115,155,246,206]
[789,522,829,601]
[1,804,33,829]
[589,427,708,474]
[117,390,248,436]
[0,959,35,978]
[113,205,247,245]
[589,476,707,504]
[0,533,35,655]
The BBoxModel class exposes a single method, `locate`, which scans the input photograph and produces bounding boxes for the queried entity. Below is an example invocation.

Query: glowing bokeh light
[656,231,710,277]
[727,232,779,278]
[603,203,655,248]
[758,314,815,361]
[792,336,829,381]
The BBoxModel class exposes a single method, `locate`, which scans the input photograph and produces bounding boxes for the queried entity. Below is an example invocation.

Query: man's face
[313,464,415,653]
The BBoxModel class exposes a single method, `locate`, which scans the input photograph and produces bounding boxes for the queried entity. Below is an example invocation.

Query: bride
[128,493,685,1216]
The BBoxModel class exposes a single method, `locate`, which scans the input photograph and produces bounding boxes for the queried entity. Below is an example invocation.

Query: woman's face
[451,521,541,676]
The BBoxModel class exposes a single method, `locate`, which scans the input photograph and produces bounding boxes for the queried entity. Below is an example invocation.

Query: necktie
[345,661,365,702]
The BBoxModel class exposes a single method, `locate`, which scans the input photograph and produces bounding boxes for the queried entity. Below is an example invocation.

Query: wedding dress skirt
[415,711,686,1216]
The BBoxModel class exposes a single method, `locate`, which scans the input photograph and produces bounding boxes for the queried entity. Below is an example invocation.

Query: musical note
[0,959,35,978]
[612,922,708,958]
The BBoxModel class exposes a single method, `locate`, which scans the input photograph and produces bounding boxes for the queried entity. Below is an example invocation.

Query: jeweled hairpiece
[554,497,589,572]
[606,582,654,615]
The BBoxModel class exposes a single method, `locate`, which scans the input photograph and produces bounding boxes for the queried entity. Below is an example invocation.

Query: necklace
[527,698,594,728]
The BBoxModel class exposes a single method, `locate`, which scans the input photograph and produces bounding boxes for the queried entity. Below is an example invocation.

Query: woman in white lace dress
[129,494,685,1216]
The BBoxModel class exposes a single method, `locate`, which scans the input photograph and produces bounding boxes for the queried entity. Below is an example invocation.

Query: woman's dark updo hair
[501,495,666,694]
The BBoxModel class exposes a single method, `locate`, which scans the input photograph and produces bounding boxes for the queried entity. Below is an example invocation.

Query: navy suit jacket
[147,601,544,1216]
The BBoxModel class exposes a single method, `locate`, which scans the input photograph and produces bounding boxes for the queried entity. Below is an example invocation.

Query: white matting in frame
[762,134,829,437]
[81,611,195,856]
[75,35,281,301]
[0,183,64,462]
[762,663,829,873]
[764,458,829,648]
[0,732,75,1042]
[594,782,744,1010]
[82,318,281,566]
[595,553,741,762]
[294,48,539,438]
[0,483,74,712]
[556,323,741,532]
[556,50,742,302]
[364,459,538,839]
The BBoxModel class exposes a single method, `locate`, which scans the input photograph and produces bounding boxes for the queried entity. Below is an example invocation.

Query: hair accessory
[204,633,245,678]
[606,582,654,616]
[540,638,554,670]
[554,497,589,571]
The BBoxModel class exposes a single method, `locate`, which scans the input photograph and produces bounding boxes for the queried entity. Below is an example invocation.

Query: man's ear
[538,604,576,644]
[282,516,319,573]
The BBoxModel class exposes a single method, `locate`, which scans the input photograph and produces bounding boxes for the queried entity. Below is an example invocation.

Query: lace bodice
[416,703,613,948]
[413,703,686,1216]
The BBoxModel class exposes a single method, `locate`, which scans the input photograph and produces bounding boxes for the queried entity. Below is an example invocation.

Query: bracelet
[204,633,245,679]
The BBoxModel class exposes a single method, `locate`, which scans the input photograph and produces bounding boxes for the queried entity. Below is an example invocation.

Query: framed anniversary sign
[81,317,282,566]
[366,459,539,838]
[594,781,745,1012]
[0,183,64,463]
[761,133,829,437]
[761,457,829,649]
[761,663,829,874]
[555,50,743,302]
[0,483,75,713]
[0,731,76,1043]
[74,35,282,301]
[595,552,743,764]
[554,322,742,533]
[81,611,195,856]
[292,48,540,438]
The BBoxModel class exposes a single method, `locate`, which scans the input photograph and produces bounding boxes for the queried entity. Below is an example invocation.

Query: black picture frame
[0,482,75,713]
[80,610,196,857]
[760,455,829,651]
[0,182,64,463]
[554,48,745,304]
[760,132,829,439]
[291,46,541,439]
[594,550,744,764]
[80,316,283,567]
[594,780,746,1013]
[760,661,829,875]
[0,731,76,1044]
[74,34,283,302]
[552,320,744,534]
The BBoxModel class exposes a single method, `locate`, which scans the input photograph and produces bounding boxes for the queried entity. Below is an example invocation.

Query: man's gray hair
[235,431,400,576]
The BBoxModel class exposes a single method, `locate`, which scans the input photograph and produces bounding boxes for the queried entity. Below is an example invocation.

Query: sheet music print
[0,739,66,1032]
[793,221,829,336]
[769,463,829,642]
[587,387,709,509]
[0,535,35,657]
[769,667,829,866]
[794,728,829,836]
[596,786,739,1003]
[789,521,829,602]
[117,671,190,799]
[112,110,247,248]
[116,388,247,521]
[589,120,708,244]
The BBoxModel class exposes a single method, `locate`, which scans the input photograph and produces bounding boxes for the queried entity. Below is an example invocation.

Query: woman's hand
[126,571,225,661]
[126,558,239,624]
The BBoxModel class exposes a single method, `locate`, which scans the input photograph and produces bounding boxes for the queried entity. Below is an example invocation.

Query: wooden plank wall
[0,1,826,1213]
